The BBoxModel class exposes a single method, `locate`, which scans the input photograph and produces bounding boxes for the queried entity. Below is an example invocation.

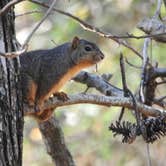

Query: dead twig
[125,58,141,69]
[22,0,57,48]
[29,0,143,59]
[139,38,150,103]
[0,46,27,58]
[108,32,166,40]
[15,10,43,17]
[154,0,162,18]
[118,53,128,122]
[0,0,24,16]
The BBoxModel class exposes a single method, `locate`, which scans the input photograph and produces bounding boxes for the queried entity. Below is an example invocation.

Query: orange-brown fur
[36,61,94,111]
[21,37,104,121]
[36,108,54,122]
[27,80,38,106]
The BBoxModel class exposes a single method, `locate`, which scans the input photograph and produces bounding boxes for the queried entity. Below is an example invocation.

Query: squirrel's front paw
[53,92,69,101]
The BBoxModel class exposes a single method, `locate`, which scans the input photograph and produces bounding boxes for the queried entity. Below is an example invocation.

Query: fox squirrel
[20,36,104,121]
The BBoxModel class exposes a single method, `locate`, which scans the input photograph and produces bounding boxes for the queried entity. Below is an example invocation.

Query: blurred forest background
[14,0,166,166]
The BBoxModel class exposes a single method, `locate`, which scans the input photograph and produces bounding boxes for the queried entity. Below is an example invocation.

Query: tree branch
[137,17,166,43]
[153,67,166,78]
[15,10,43,17]
[0,0,24,16]
[73,71,123,96]
[39,117,75,166]
[29,0,143,59]
[24,93,165,118]
[154,0,162,18]
[22,0,57,48]
[0,46,27,58]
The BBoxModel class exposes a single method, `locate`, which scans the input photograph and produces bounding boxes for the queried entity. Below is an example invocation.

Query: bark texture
[0,0,24,166]
[39,117,75,166]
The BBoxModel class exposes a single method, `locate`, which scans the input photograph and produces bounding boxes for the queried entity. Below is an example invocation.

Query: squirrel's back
[21,36,104,121]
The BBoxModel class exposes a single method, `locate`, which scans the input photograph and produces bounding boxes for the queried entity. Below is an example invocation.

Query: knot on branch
[109,116,166,144]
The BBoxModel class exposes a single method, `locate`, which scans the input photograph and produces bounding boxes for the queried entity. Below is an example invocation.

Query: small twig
[0,46,27,58]
[146,143,152,166]
[22,0,57,48]
[118,53,128,122]
[155,96,166,101]
[153,0,162,18]
[0,0,24,16]
[50,39,58,46]
[110,32,166,39]
[29,0,143,59]
[83,86,90,94]
[125,58,141,69]
[15,10,43,17]
[118,107,125,122]
[127,89,141,126]
[120,53,128,95]
[139,38,151,103]
[157,80,166,85]
[153,98,166,108]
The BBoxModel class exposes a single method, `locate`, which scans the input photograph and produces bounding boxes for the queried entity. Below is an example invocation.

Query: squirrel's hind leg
[34,108,54,122]
[22,74,38,106]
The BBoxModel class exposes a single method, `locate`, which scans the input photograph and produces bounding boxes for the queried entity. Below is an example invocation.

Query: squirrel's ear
[71,36,80,49]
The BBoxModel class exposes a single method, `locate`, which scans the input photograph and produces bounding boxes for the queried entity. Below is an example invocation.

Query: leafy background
[15,0,166,165]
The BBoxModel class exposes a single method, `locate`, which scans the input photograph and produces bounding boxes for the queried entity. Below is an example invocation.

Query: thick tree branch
[152,67,166,78]
[73,71,123,96]
[24,93,166,118]
[39,117,75,166]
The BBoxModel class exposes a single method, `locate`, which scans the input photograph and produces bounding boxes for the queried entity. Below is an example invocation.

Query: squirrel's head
[69,36,104,66]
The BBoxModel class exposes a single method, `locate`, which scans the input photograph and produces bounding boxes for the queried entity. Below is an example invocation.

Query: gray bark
[39,117,76,166]
[0,0,24,166]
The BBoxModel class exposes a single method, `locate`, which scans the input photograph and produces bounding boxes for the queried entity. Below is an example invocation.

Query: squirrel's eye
[85,46,92,52]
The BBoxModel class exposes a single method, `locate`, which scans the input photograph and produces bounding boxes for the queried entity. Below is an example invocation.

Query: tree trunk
[0,1,24,166]
[39,116,76,166]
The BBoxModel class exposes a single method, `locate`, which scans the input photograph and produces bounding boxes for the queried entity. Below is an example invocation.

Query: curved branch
[24,93,166,117]
[29,0,142,59]
[0,0,24,16]
[153,67,166,78]
[22,0,57,48]
[73,71,123,96]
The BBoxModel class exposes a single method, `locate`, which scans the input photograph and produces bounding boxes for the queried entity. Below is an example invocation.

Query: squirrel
[20,36,104,122]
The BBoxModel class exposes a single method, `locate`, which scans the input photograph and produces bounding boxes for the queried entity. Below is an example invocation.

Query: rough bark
[39,117,75,166]
[0,0,24,166]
